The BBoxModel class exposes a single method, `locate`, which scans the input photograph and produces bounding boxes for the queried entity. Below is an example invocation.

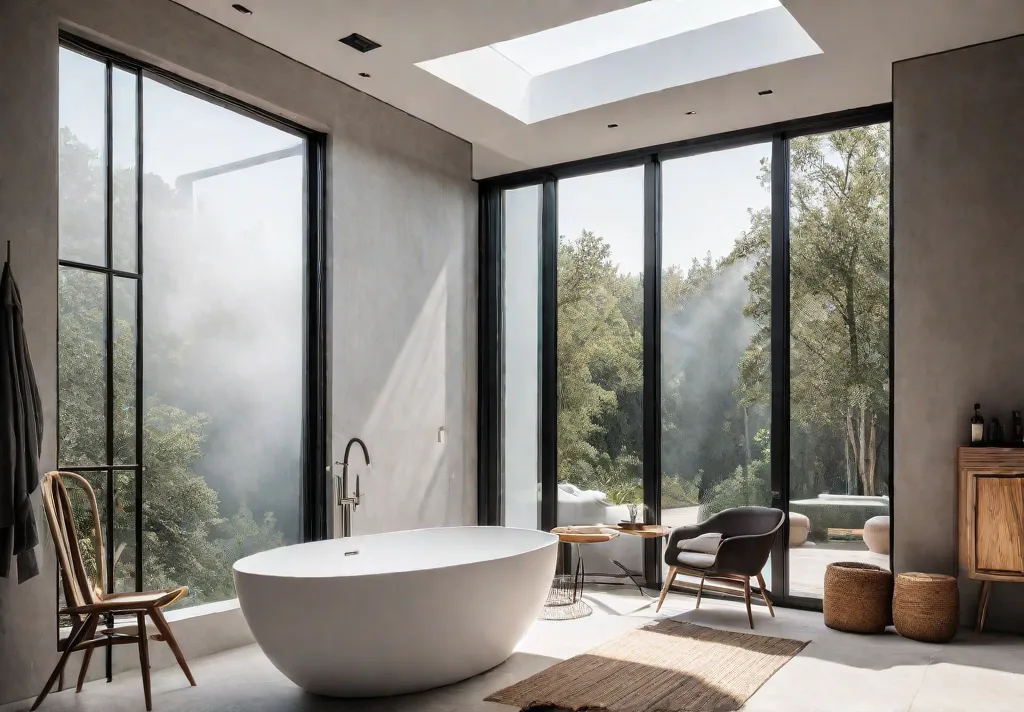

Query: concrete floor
[5,585,1023,712]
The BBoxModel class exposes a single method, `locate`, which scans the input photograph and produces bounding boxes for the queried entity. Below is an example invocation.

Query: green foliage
[58,129,284,605]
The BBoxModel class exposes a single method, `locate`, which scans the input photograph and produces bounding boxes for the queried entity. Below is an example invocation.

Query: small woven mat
[487,620,807,712]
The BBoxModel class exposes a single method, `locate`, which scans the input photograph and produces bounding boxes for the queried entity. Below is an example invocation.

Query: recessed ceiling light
[231,3,252,14]
[339,33,382,53]
[685,110,696,116]
[607,123,619,128]
[758,89,774,96]
[358,72,371,78]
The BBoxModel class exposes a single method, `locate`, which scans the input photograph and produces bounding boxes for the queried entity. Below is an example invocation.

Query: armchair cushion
[679,533,723,555]
[676,551,717,569]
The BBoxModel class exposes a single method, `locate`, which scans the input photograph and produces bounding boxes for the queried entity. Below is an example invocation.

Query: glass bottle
[971,404,984,445]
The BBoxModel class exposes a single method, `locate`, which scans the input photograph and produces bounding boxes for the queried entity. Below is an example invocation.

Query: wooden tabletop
[606,524,672,538]
[551,526,620,544]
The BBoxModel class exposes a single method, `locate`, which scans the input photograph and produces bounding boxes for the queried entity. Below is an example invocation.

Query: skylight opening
[489,0,782,77]
[416,0,820,124]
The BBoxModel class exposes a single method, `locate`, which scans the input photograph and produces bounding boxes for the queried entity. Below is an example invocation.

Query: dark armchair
[656,506,785,628]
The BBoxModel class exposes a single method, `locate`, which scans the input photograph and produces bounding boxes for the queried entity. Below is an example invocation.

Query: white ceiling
[170,0,1024,179]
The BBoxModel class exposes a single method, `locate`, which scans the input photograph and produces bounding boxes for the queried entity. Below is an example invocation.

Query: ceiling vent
[339,33,381,53]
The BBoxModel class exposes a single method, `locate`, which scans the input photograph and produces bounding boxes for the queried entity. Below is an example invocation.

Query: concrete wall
[0,0,476,704]
[893,34,1024,633]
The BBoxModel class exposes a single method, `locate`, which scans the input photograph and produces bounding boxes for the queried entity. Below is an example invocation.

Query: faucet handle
[354,474,361,510]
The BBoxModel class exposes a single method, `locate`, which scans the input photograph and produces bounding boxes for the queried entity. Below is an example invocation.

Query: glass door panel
[787,124,891,598]
[556,167,644,576]
[659,144,773,589]
[502,185,543,529]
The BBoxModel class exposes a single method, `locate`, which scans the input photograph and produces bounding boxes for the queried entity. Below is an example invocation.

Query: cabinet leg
[976,581,993,633]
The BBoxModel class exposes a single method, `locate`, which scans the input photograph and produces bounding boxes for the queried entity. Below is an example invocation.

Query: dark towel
[0,261,44,582]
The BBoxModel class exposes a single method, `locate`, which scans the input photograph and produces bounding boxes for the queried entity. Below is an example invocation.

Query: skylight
[490,0,783,77]
[417,0,822,124]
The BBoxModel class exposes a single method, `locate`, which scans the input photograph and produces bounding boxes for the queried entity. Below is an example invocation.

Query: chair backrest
[41,471,105,611]
[706,506,785,538]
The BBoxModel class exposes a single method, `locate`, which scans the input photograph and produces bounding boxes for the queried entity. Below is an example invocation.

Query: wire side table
[540,527,620,620]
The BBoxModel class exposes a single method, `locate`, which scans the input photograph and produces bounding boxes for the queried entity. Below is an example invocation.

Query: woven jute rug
[487,620,807,712]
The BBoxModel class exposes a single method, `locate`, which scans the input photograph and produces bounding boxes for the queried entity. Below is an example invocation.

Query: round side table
[542,527,619,620]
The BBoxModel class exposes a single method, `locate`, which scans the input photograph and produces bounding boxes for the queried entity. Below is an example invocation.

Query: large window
[787,124,891,598]
[502,185,542,529]
[481,108,892,608]
[659,145,773,585]
[57,41,321,610]
[556,168,644,517]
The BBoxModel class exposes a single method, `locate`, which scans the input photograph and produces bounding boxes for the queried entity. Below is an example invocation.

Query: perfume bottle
[1013,411,1023,443]
[971,404,984,445]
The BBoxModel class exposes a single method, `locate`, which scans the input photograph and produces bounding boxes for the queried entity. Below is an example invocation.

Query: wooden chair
[32,471,196,711]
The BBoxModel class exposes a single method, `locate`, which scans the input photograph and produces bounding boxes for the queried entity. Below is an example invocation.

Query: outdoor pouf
[893,572,959,643]
[863,515,890,555]
[823,561,893,634]
[789,512,810,547]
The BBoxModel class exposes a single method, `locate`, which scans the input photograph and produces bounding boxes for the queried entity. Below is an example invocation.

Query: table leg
[610,558,653,598]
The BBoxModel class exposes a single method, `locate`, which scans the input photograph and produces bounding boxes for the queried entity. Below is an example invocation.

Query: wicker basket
[893,573,959,643]
[823,562,894,634]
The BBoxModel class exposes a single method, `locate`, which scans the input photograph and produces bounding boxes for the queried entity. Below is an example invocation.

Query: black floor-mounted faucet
[335,437,371,538]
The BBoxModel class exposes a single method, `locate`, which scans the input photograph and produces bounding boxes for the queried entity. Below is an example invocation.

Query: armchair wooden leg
[656,567,678,613]
[75,615,100,692]
[756,572,775,617]
[695,574,706,610]
[31,613,96,711]
[150,607,196,686]
[137,613,152,711]
[743,579,754,629]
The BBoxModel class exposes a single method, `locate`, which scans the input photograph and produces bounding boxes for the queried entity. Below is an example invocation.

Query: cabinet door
[975,475,1024,574]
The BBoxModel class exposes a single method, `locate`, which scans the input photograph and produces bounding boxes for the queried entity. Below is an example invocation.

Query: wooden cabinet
[957,447,1024,630]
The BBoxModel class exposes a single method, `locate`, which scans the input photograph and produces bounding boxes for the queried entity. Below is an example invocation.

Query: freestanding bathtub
[233,526,558,697]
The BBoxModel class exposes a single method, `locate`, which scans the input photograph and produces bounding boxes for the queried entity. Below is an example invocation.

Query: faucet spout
[335,437,371,537]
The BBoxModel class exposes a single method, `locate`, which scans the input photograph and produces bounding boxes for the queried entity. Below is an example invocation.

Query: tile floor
[5,585,1023,712]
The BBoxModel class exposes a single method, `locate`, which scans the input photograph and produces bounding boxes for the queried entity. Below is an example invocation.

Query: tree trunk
[859,403,868,495]
[844,412,853,494]
[866,414,877,495]
[846,413,860,495]
[742,406,752,505]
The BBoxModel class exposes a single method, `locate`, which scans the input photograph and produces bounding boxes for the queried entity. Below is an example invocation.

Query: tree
[735,125,890,496]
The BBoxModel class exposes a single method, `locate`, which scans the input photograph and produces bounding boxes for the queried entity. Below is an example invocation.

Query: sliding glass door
[482,108,892,608]
[786,124,891,600]
[659,143,774,589]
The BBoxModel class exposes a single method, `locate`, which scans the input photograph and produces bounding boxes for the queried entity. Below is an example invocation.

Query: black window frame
[478,103,894,612]
[55,32,330,671]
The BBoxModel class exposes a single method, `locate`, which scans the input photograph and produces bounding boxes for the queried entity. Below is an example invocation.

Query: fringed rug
[486,620,807,712]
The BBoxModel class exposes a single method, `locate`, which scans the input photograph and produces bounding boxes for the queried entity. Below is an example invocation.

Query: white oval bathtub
[233,526,557,697]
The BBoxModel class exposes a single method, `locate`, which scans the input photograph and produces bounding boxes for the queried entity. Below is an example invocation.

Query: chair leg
[695,574,706,610]
[743,578,754,629]
[756,572,775,618]
[31,614,96,711]
[150,607,196,686]
[76,616,101,692]
[656,567,678,612]
[137,613,152,711]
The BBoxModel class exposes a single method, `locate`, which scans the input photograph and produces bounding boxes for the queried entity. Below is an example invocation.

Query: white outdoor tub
[233,526,557,697]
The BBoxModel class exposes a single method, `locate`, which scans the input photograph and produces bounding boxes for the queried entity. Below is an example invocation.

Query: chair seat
[676,551,717,569]
[65,586,188,614]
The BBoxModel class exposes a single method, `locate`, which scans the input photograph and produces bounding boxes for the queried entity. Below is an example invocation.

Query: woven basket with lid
[823,561,894,634]
[893,572,959,643]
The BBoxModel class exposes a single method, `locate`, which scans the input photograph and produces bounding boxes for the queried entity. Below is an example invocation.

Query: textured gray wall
[893,34,1024,633]
[0,0,476,704]
[0,0,60,703]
